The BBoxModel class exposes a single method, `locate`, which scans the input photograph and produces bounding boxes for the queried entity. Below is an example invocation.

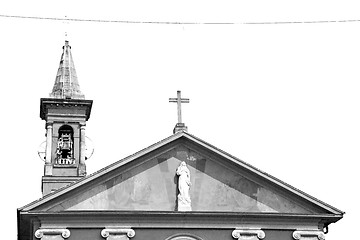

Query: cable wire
[1,14,360,25]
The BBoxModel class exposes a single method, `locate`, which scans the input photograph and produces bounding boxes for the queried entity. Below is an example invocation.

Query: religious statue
[176,161,191,211]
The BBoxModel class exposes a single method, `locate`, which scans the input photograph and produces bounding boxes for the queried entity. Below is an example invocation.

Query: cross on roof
[63,16,70,40]
[169,90,189,124]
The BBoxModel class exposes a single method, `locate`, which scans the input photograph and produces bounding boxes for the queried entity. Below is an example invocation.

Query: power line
[1,14,360,25]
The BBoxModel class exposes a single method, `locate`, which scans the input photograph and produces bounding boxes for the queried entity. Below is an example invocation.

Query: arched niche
[56,125,75,164]
[165,233,204,240]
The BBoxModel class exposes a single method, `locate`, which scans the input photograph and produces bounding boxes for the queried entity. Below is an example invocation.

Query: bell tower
[40,40,93,196]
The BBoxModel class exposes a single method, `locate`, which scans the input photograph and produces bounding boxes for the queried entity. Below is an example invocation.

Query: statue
[176,161,191,211]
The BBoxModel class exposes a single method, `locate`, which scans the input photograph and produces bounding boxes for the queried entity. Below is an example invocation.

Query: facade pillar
[101,228,135,240]
[232,228,265,240]
[44,123,53,176]
[45,123,53,163]
[35,228,70,240]
[78,124,86,176]
[80,124,86,164]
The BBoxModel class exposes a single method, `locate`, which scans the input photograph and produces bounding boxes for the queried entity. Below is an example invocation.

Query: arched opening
[56,125,74,164]
[165,233,204,240]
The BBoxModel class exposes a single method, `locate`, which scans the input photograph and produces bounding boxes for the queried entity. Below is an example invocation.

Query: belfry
[40,40,93,196]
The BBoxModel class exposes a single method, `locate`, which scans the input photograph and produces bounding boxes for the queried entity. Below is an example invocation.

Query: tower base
[41,176,83,196]
[173,123,188,134]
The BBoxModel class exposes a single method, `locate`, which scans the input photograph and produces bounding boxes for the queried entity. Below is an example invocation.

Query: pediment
[23,132,341,215]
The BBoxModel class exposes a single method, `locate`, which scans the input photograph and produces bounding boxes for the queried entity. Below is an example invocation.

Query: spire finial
[49,41,85,99]
[169,90,189,133]
[63,15,69,41]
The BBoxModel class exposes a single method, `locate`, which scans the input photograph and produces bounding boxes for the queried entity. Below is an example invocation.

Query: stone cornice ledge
[25,211,341,230]
[35,228,70,239]
[101,228,135,239]
[293,230,325,240]
[232,228,265,239]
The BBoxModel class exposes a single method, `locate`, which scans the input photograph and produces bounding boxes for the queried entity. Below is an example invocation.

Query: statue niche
[55,125,75,165]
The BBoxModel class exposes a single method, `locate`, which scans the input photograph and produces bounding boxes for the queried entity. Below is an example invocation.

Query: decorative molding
[293,230,325,240]
[35,228,70,239]
[101,228,135,240]
[232,229,265,240]
[165,233,203,240]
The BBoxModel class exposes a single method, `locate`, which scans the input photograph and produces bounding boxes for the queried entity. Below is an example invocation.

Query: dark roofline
[183,132,345,215]
[19,131,344,216]
[19,132,184,211]
[20,210,343,220]
[18,210,343,232]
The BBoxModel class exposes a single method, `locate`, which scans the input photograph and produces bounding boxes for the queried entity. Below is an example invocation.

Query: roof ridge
[19,132,185,211]
[19,131,344,216]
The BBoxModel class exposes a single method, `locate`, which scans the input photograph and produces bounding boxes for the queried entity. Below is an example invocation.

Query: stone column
[45,123,53,163]
[101,228,135,240]
[232,228,265,240]
[293,230,325,240]
[78,124,86,176]
[44,123,53,176]
[35,228,70,240]
[80,124,86,164]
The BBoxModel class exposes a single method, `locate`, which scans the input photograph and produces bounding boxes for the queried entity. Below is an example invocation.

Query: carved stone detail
[232,229,265,240]
[35,228,70,239]
[176,161,192,211]
[101,228,135,240]
[293,230,325,240]
[165,233,204,240]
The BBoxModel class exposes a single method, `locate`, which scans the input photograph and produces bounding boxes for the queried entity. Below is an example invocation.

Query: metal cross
[169,91,189,124]
[63,15,70,40]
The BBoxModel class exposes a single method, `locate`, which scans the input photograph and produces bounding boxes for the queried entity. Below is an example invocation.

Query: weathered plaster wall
[67,228,294,240]
[49,145,310,213]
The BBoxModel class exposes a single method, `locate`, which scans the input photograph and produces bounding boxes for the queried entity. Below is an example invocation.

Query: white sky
[1,1,359,239]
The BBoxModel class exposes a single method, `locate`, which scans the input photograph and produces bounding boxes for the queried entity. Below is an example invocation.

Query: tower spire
[50,40,85,99]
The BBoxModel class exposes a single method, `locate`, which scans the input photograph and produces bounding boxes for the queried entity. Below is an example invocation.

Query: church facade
[17,41,343,240]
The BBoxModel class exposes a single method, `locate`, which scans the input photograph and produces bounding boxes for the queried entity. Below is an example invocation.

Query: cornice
[20,211,342,230]
[40,98,93,120]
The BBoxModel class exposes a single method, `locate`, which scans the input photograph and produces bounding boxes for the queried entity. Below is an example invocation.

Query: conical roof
[50,40,85,99]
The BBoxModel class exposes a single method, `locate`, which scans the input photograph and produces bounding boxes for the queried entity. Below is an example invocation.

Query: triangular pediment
[22,132,342,215]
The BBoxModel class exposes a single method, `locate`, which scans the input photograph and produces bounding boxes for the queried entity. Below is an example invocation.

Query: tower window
[56,125,75,165]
